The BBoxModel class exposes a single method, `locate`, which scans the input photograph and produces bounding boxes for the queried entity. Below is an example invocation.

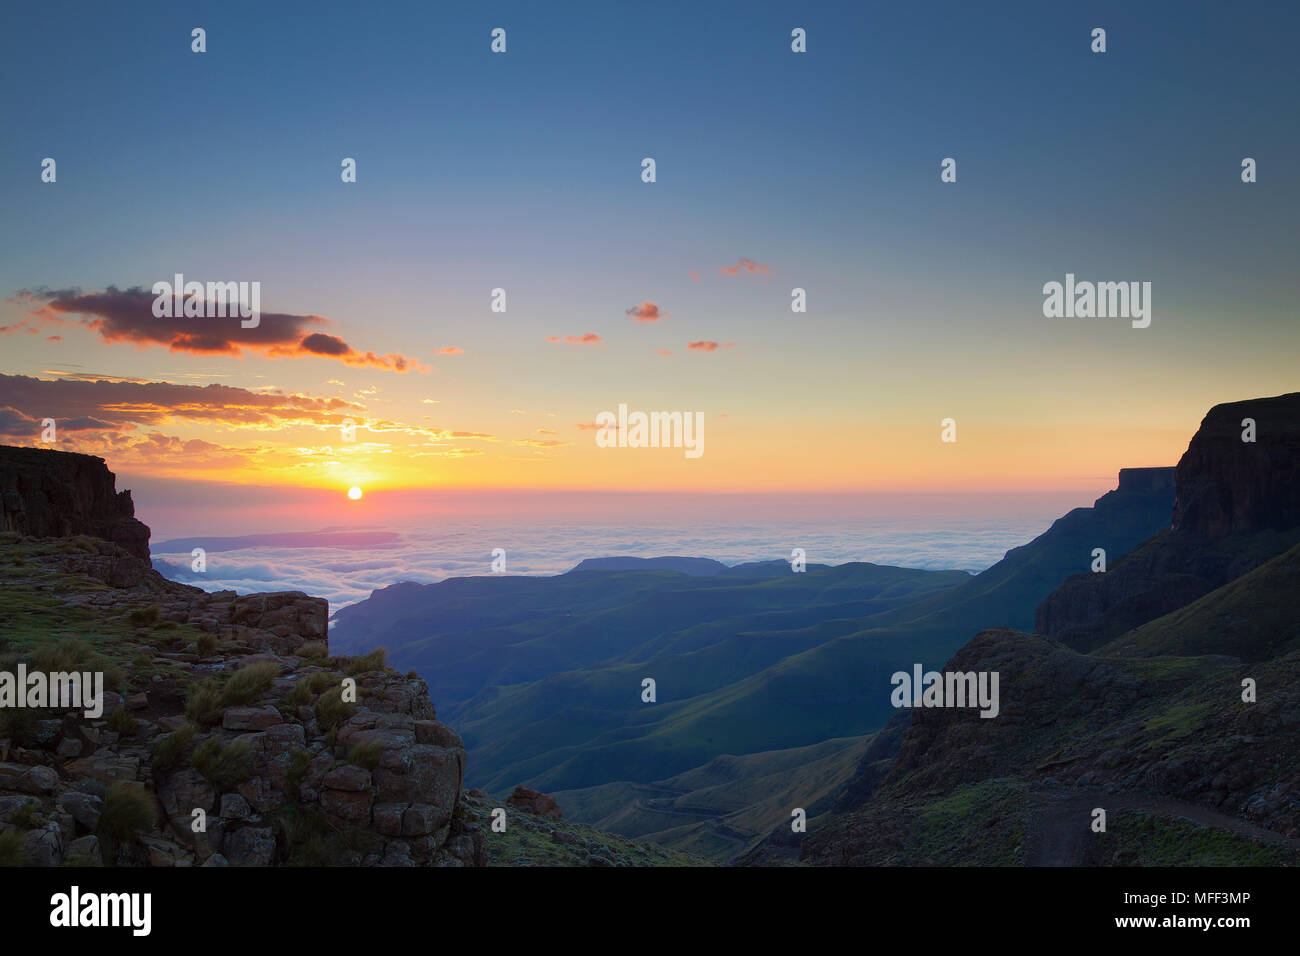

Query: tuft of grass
[285,749,312,800]
[58,535,102,554]
[222,661,280,706]
[12,800,43,829]
[313,687,357,732]
[106,708,139,737]
[305,671,336,695]
[196,633,217,656]
[295,641,328,660]
[185,678,225,726]
[287,680,312,708]
[151,723,197,772]
[0,706,41,747]
[347,740,383,771]
[28,637,126,692]
[191,736,258,790]
[128,604,163,627]
[345,647,387,676]
[0,830,25,866]
[96,783,155,860]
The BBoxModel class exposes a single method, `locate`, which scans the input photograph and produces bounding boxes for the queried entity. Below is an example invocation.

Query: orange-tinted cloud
[545,333,602,345]
[436,346,464,355]
[0,373,364,437]
[626,301,667,323]
[14,287,423,373]
[719,258,772,277]
[687,340,736,352]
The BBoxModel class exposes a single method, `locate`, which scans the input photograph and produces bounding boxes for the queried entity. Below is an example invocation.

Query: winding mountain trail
[1025,789,1300,866]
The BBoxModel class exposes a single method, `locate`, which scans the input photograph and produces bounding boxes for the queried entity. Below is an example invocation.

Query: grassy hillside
[802,548,1300,865]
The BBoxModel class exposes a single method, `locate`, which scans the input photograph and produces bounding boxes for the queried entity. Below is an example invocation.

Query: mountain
[329,466,1176,859]
[567,556,731,575]
[798,392,1300,866]
[0,445,475,867]
[0,444,704,868]
[1038,393,1300,651]
[1,446,149,559]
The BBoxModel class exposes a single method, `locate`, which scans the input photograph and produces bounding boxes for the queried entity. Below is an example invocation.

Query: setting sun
[347,486,362,500]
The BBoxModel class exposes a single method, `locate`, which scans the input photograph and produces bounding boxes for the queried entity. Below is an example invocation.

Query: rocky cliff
[0,445,485,867]
[799,393,1300,866]
[1036,392,1300,651]
[0,446,150,560]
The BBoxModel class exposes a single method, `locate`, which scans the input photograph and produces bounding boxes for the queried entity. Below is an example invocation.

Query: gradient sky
[1,1,1297,527]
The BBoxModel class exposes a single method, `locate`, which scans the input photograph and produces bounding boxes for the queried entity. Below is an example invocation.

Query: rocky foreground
[0,529,486,866]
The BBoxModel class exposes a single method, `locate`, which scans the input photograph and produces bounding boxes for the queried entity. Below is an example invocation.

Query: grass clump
[185,678,226,726]
[28,637,125,692]
[191,736,257,790]
[106,708,139,737]
[12,800,42,829]
[0,830,25,866]
[222,661,280,706]
[128,604,163,627]
[347,740,384,771]
[313,687,357,733]
[345,647,387,676]
[196,633,218,656]
[295,641,328,660]
[96,783,155,860]
[151,723,197,772]
[285,749,313,800]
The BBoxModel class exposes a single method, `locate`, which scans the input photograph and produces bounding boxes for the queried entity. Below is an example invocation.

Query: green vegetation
[128,604,163,627]
[347,740,384,771]
[222,661,280,705]
[313,686,357,732]
[1097,810,1299,866]
[151,723,197,772]
[106,707,139,736]
[96,783,155,860]
[12,800,43,829]
[345,647,388,676]
[0,830,25,867]
[191,736,257,789]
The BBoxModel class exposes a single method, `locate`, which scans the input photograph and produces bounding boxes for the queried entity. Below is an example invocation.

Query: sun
[347,486,362,500]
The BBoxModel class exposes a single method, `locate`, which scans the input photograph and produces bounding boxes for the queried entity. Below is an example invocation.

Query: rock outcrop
[0,445,150,560]
[0,445,485,867]
[507,785,563,820]
[1170,392,1300,537]
[1036,393,1300,651]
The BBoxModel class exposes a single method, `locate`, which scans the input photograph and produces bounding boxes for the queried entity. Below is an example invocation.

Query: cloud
[655,349,672,356]
[513,438,569,448]
[719,258,772,277]
[687,340,736,352]
[688,270,700,282]
[435,346,464,355]
[0,373,363,435]
[12,287,424,373]
[545,333,602,345]
[625,301,667,323]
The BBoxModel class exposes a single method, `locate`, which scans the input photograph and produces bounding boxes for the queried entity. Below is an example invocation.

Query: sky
[1,0,1297,536]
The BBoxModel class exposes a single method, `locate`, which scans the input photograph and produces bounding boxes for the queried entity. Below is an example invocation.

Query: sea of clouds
[151,513,1056,613]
